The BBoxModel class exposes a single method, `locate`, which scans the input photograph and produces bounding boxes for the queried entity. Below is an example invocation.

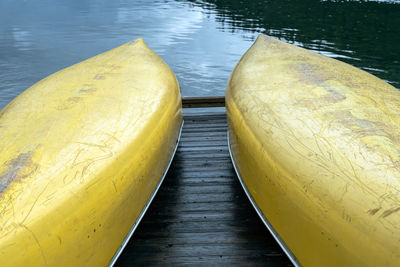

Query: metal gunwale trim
[227,130,301,267]
[108,120,184,266]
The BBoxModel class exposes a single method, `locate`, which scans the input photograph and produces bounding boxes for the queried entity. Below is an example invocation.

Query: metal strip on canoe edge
[227,130,301,267]
[108,120,184,266]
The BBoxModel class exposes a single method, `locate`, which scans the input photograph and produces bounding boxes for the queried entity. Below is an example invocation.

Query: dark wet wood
[182,96,225,108]
[116,113,292,266]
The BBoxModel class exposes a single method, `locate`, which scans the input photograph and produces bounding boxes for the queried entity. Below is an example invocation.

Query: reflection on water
[194,0,400,86]
[0,0,399,109]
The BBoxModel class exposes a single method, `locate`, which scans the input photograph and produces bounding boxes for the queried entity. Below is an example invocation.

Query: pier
[115,97,292,266]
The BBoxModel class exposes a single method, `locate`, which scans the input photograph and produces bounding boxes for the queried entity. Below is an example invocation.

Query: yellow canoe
[0,39,182,266]
[226,35,400,267]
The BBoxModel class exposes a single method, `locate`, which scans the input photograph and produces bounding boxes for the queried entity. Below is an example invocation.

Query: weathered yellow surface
[0,39,182,266]
[226,35,400,267]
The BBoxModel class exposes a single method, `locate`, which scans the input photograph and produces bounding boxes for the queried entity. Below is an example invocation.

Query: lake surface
[0,0,399,110]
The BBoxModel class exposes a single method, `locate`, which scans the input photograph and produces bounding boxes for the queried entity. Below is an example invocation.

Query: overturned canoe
[226,35,400,267]
[0,39,182,266]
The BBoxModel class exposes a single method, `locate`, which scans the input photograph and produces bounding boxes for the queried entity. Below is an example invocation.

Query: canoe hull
[0,39,182,266]
[226,35,400,266]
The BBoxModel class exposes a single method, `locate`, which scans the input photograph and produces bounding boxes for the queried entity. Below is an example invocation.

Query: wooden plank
[162,178,236,186]
[124,258,291,267]
[121,257,291,267]
[182,123,227,129]
[173,151,228,157]
[184,117,227,123]
[182,96,225,108]
[184,114,226,120]
[169,166,234,173]
[131,231,273,245]
[176,148,229,154]
[179,137,226,143]
[122,243,284,257]
[159,184,235,194]
[178,140,227,147]
[115,113,292,266]
[171,160,232,167]
[171,161,231,167]
[168,172,236,180]
[182,127,227,133]
[180,131,225,138]
[150,203,254,216]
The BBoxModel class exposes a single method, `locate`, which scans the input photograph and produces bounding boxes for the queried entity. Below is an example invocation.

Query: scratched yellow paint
[0,39,182,266]
[226,35,400,266]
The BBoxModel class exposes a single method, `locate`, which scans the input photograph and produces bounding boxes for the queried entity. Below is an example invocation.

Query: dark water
[0,0,399,110]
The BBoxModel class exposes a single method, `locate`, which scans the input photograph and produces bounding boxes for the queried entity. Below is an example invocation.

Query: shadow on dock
[116,112,293,266]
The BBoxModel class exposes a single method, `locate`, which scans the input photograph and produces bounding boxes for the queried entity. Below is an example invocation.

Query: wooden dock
[115,98,292,266]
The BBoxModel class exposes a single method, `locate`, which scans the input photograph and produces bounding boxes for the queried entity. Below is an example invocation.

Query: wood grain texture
[182,96,225,108]
[115,113,292,266]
